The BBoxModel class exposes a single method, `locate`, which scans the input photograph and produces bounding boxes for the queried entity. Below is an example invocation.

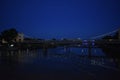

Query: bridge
[1,28,120,49]
[90,28,120,40]
[22,28,120,46]
[24,28,120,40]
[1,28,120,58]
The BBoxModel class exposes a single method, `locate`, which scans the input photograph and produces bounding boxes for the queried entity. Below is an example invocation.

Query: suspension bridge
[24,28,120,41]
[17,28,120,49]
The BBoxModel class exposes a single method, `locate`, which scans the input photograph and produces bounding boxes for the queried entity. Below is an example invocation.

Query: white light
[10,44,14,47]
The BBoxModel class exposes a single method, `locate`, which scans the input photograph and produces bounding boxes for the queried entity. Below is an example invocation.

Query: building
[15,33,24,42]
[2,33,24,43]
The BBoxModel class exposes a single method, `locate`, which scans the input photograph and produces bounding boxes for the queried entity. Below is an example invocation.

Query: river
[0,47,120,80]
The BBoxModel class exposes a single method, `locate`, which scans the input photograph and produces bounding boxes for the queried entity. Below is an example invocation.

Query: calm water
[0,47,120,80]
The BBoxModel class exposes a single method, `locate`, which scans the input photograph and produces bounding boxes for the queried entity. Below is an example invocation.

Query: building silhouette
[2,33,24,43]
[15,33,24,42]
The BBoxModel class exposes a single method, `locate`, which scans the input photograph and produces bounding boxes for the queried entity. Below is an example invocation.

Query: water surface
[0,47,120,80]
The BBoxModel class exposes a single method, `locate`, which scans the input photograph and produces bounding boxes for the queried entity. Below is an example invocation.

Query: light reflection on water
[0,47,120,80]
[0,47,117,67]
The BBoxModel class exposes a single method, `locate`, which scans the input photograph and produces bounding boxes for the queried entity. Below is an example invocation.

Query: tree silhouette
[0,34,1,43]
[113,32,119,39]
[1,28,18,43]
[0,34,1,40]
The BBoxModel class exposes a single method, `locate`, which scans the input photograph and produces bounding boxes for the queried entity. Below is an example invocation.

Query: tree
[0,34,1,40]
[113,32,119,39]
[0,34,2,43]
[1,28,18,43]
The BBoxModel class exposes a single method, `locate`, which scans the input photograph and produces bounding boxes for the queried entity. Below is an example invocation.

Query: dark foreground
[0,48,120,80]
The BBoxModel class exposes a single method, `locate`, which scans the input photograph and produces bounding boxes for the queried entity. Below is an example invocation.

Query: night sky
[0,0,120,39]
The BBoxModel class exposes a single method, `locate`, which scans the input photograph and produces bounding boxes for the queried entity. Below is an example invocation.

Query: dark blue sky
[0,0,120,39]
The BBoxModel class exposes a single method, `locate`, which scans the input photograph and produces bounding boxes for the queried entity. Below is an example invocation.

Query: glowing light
[10,44,14,47]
